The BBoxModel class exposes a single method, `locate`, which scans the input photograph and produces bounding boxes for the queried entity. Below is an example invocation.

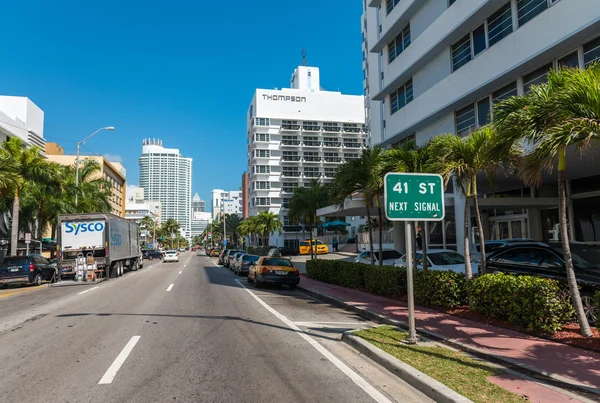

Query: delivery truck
[57,213,143,280]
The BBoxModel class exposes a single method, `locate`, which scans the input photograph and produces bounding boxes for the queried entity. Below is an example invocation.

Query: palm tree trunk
[366,204,375,265]
[377,201,384,266]
[463,182,473,279]
[309,221,314,261]
[472,180,486,275]
[557,150,592,337]
[10,187,20,256]
[420,223,428,271]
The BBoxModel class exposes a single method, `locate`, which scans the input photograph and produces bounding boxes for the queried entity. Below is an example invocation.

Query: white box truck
[57,213,143,280]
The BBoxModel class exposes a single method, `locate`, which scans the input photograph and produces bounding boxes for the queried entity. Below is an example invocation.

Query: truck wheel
[132,260,139,271]
[118,262,123,277]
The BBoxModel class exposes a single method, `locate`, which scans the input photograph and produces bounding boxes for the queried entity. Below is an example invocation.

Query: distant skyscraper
[139,139,192,238]
[191,193,206,216]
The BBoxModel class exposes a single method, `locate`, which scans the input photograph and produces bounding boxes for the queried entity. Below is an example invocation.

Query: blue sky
[1,0,364,205]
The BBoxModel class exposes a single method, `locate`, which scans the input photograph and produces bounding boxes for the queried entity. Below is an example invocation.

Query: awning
[322,220,351,228]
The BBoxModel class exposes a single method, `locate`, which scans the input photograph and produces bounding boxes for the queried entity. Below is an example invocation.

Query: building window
[476,97,491,127]
[558,50,580,68]
[452,34,472,71]
[390,79,413,114]
[254,165,271,174]
[386,0,401,15]
[584,36,600,67]
[255,181,271,190]
[448,0,456,5]
[523,63,552,93]
[492,81,518,104]
[254,197,271,206]
[255,118,270,126]
[455,105,476,136]
[517,0,548,27]
[387,24,411,63]
[487,2,513,47]
[255,133,270,142]
[255,149,270,158]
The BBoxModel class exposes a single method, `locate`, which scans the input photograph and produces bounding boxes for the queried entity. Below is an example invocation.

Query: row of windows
[253,181,271,190]
[454,37,600,135]
[255,133,270,142]
[388,24,411,64]
[253,165,271,174]
[390,79,413,114]
[253,117,365,131]
[452,0,560,72]
[254,149,271,158]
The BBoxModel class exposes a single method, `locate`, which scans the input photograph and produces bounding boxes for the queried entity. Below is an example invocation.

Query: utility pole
[222,192,227,248]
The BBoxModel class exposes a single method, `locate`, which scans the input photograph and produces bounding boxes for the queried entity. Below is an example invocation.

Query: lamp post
[221,193,227,248]
[75,126,115,207]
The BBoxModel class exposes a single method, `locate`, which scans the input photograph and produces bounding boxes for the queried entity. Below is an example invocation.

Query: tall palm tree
[0,138,55,256]
[380,141,433,269]
[429,126,520,277]
[0,152,19,191]
[64,160,112,214]
[225,214,243,247]
[253,211,283,247]
[493,65,600,337]
[162,219,181,249]
[288,179,329,260]
[332,148,383,265]
[140,215,157,246]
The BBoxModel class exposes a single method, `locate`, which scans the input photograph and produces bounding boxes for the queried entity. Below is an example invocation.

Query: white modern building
[355,0,600,253]
[139,139,193,239]
[125,186,162,243]
[191,193,206,213]
[246,65,367,249]
[211,189,243,221]
[0,96,46,152]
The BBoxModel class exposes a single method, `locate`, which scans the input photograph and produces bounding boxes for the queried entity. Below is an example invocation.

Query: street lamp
[75,126,115,207]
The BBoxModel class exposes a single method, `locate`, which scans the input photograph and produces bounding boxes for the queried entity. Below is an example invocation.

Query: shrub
[306,259,366,289]
[364,265,407,298]
[414,270,468,309]
[469,273,575,333]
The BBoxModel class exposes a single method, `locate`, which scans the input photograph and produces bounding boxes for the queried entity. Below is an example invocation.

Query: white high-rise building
[246,65,366,249]
[139,139,193,238]
[0,96,46,153]
[361,0,600,252]
[211,189,243,221]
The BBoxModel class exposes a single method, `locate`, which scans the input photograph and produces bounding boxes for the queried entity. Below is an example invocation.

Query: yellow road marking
[0,286,46,299]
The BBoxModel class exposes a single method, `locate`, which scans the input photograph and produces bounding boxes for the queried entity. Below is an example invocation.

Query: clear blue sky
[1,0,364,204]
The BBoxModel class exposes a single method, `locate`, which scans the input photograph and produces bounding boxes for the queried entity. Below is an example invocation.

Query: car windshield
[380,250,402,260]
[428,251,465,265]
[263,258,293,267]
[300,242,309,246]
[1,257,29,266]
[166,251,176,255]
[242,255,259,262]
[551,244,600,269]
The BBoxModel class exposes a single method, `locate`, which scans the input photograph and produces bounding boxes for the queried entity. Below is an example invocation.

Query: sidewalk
[299,276,600,400]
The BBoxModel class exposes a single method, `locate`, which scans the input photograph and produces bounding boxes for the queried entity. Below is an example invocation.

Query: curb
[342,331,473,403]
[298,285,600,399]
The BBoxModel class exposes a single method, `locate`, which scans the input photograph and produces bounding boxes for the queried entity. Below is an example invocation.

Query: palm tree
[493,65,600,337]
[253,211,283,247]
[288,179,329,260]
[140,215,157,246]
[226,214,243,247]
[65,160,112,214]
[162,219,181,249]
[0,138,56,256]
[0,152,19,191]
[332,148,383,265]
[380,141,433,269]
[429,126,520,277]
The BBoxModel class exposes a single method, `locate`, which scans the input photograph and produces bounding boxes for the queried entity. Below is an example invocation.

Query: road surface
[0,253,432,403]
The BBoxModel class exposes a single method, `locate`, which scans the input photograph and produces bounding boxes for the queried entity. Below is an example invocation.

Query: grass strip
[354,326,526,403]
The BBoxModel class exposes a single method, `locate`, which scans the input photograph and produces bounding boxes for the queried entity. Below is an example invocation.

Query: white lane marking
[293,321,368,326]
[78,286,99,295]
[98,336,141,384]
[234,279,392,403]
[166,284,174,292]
[178,271,182,274]
[184,265,187,268]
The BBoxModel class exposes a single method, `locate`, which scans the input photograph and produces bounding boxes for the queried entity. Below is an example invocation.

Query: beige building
[46,146,127,217]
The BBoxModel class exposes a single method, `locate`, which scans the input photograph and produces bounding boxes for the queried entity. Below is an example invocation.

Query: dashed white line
[184,265,187,268]
[98,336,141,384]
[234,279,392,403]
[178,271,182,274]
[78,286,99,295]
[166,284,174,292]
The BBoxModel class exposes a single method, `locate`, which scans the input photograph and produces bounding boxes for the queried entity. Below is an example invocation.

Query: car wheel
[34,274,42,286]
[288,284,297,291]
[247,275,252,283]
[149,256,153,261]
[582,294,598,324]
[253,276,260,288]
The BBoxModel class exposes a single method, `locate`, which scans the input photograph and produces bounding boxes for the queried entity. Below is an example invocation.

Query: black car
[143,250,163,260]
[486,243,600,322]
[277,246,298,257]
[0,255,56,287]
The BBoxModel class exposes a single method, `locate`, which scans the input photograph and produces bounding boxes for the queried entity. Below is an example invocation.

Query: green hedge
[596,291,600,328]
[414,270,468,309]
[244,246,277,256]
[364,265,407,298]
[469,273,575,333]
[306,260,366,289]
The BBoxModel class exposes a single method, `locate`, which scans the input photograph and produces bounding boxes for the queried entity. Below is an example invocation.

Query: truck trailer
[57,213,143,280]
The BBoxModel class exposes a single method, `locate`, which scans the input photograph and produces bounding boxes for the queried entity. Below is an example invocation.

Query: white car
[355,249,403,266]
[163,250,179,263]
[394,249,478,274]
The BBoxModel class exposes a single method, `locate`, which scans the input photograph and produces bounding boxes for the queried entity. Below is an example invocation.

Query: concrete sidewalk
[298,276,600,401]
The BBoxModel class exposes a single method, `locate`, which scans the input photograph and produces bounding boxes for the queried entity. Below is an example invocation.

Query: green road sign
[384,173,445,221]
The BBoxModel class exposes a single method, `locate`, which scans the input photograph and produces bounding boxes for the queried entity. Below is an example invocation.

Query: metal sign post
[384,173,445,345]
[25,232,31,256]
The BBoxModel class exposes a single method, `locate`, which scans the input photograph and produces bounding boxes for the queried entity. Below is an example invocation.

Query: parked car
[355,250,402,266]
[225,250,244,268]
[395,249,476,274]
[299,240,329,255]
[210,249,220,257]
[248,256,300,290]
[278,246,298,256]
[486,243,600,322]
[234,254,260,276]
[143,250,163,260]
[471,239,543,263]
[0,255,56,287]
[179,248,186,253]
[267,248,282,257]
[229,252,245,271]
[163,250,179,263]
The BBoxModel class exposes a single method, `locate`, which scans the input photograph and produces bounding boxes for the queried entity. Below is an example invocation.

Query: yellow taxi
[298,240,329,255]
[247,256,300,290]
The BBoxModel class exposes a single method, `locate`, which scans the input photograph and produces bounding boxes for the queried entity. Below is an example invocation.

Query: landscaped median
[351,326,526,403]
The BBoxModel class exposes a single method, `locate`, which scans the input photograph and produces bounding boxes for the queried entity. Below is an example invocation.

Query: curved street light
[75,126,115,207]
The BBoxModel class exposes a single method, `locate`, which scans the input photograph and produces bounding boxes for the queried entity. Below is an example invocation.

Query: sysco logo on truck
[64,221,105,235]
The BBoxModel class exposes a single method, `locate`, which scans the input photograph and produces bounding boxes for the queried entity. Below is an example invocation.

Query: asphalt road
[0,253,432,403]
